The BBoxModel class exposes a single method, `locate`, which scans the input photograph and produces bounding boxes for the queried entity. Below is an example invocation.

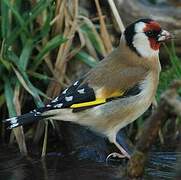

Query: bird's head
[123,18,172,58]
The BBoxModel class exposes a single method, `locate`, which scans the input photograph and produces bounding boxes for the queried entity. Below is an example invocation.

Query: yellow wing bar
[70,98,106,108]
[70,90,124,109]
[109,91,124,98]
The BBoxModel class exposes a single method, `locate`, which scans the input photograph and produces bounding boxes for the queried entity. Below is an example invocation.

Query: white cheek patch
[133,33,159,58]
[133,22,159,58]
[134,22,146,33]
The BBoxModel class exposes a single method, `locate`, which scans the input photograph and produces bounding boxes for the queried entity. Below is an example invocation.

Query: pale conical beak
[157,30,172,42]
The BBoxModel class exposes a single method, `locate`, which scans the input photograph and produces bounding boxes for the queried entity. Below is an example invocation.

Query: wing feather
[45,46,148,110]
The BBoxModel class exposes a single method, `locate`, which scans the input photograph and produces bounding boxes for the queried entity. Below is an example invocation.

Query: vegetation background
[0,1,181,177]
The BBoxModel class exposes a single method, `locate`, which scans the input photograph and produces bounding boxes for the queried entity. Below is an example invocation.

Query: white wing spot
[54,103,63,108]
[36,112,41,115]
[9,117,17,124]
[74,81,79,86]
[65,96,73,102]
[52,97,58,103]
[10,123,19,129]
[62,88,68,94]
[46,104,51,107]
[77,88,85,94]
[30,109,37,113]
[6,117,16,122]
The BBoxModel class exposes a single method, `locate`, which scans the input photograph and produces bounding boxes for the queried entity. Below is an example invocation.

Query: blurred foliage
[157,41,181,98]
[0,0,105,118]
[148,0,157,4]
[0,0,111,153]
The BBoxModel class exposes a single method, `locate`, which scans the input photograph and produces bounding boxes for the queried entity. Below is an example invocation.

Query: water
[0,146,180,180]
[145,152,180,179]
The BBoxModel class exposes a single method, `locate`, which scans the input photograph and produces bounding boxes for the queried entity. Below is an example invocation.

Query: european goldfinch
[4,19,171,159]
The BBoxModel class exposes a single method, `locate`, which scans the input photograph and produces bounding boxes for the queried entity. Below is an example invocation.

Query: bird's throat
[149,38,160,50]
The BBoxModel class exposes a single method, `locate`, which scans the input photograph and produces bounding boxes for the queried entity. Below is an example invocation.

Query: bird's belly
[77,73,158,137]
[85,94,152,136]
[54,73,159,139]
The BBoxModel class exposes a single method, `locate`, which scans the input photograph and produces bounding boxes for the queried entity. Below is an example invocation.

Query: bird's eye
[145,30,155,37]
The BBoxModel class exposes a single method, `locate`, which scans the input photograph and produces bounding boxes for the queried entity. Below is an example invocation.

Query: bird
[4,18,171,159]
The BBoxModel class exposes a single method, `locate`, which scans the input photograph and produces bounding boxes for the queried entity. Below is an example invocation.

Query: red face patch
[149,38,160,50]
[144,21,161,32]
[144,21,161,51]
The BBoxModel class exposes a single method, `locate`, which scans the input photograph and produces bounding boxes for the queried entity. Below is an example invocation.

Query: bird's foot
[106,152,130,162]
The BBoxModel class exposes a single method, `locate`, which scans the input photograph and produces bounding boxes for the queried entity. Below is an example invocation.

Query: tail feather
[3,110,51,129]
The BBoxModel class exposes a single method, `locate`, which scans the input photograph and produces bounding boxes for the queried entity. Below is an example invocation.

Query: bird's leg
[106,143,130,161]
[107,129,134,161]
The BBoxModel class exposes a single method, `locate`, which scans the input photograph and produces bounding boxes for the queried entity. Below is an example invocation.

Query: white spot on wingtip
[65,96,73,102]
[30,109,37,113]
[134,22,146,33]
[10,123,19,129]
[77,88,85,94]
[52,96,58,103]
[62,88,68,94]
[36,112,41,115]
[73,81,79,86]
[53,103,63,108]
[10,117,18,124]
[6,117,17,122]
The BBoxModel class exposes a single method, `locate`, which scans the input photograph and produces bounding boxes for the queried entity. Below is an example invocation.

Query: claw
[106,152,130,162]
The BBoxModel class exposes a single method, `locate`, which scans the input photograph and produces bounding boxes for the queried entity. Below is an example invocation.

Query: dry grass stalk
[94,0,113,54]
[4,1,28,154]
[11,85,27,155]
[41,122,48,157]
[66,29,86,61]
[55,0,78,84]
[34,0,79,150]
[84,34,99,59]
[107,0,125,33]
[52,0,66,35]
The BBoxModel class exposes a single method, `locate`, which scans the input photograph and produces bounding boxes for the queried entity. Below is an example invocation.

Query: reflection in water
[145,152,180,180]
[0,146,180,180]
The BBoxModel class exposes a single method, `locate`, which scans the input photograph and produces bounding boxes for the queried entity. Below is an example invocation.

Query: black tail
[3,108,51,129]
